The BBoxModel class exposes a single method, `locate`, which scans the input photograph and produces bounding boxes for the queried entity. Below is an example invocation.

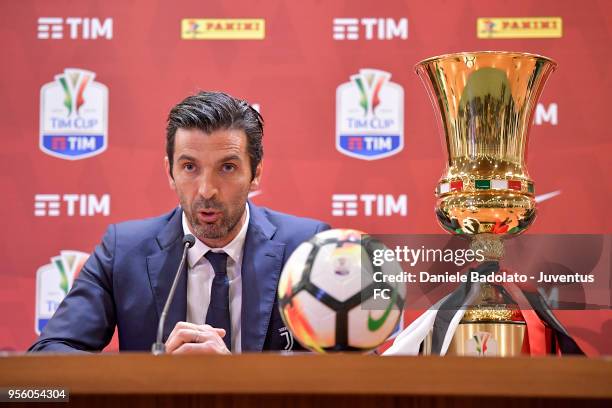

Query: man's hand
[165,321,231,354]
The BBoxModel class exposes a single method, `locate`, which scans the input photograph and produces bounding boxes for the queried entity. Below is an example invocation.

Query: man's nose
[197,172,219,200]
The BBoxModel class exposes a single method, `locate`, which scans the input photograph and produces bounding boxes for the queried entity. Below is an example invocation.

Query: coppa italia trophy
[385,52,584,357]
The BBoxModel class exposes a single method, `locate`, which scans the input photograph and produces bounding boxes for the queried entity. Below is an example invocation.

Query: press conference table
[0,353,611,407]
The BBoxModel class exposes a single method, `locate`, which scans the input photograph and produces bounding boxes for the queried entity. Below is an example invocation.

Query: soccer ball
[278,229,405,352]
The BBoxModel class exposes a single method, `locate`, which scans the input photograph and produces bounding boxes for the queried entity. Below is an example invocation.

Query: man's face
[165,128,261,248]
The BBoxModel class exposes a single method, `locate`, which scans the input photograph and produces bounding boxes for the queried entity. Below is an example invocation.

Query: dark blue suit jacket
[30,202,329,352]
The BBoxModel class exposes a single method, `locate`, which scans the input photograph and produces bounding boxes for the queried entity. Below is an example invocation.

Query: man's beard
[186,197,245,241]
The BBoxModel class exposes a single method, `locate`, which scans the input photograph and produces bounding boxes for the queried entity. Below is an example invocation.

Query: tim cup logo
[467,331,498,356]
[39,68,108,160]
[336,69,404,160]
[35,250,89,334]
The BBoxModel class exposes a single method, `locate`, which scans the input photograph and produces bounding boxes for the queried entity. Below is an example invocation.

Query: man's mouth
[197,209,221,223]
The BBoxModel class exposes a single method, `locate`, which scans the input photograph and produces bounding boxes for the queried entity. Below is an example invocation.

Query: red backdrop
[0,0,610,354]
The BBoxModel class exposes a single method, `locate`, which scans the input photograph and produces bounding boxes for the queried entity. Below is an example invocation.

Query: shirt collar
[182,203,250,268]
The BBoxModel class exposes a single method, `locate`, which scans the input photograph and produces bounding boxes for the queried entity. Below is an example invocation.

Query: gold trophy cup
[416,52,557,356]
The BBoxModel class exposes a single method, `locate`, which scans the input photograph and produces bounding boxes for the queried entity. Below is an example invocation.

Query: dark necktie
[204,251,231,351]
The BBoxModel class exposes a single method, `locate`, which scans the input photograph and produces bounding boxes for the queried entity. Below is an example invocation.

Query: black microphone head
[183,234,196,248]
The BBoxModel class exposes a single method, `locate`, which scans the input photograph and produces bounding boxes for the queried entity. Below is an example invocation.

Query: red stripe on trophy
[450,180,463,191]
[508,180,522,190]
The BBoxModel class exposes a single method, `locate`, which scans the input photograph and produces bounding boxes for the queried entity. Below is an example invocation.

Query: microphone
[151,234,196,355]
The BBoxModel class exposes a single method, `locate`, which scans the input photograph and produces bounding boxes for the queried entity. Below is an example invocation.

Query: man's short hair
[166,91,264,179]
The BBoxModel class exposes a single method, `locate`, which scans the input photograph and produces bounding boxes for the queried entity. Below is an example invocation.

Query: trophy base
[423,322,526,357]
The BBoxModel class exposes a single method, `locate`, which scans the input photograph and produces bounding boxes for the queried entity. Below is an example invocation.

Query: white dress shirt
[182,204,249,353]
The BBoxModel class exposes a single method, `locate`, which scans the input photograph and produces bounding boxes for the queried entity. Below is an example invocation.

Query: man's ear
[164,156,176,191]
[250,161,263,192]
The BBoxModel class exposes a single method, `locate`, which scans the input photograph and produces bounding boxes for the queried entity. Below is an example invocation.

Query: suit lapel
[146,208,187,342]
[241,202,286,351]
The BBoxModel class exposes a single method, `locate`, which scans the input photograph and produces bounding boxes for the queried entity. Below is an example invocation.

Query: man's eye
[183,163,195,171]
[221,163,236,173]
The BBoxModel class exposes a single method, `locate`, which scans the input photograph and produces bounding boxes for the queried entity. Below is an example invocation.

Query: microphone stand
[151,234,195,355]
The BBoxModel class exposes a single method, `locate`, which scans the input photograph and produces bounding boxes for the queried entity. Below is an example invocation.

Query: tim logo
[37,17,113,40]
[40,68,108,160]
[336,69,404,160]
[331,194,407,217]
[333,18,408,40]
[35,250,89,334]
[34,194,110,217]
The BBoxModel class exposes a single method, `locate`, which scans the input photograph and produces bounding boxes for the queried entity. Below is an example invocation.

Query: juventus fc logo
[278,327,294,350]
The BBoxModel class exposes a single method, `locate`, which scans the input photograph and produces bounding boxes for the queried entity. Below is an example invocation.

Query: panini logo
[477,17,562,39]
[181,19,265,40]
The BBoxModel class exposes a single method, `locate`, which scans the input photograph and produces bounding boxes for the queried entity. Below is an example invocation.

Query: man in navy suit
[30,91,329,353]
